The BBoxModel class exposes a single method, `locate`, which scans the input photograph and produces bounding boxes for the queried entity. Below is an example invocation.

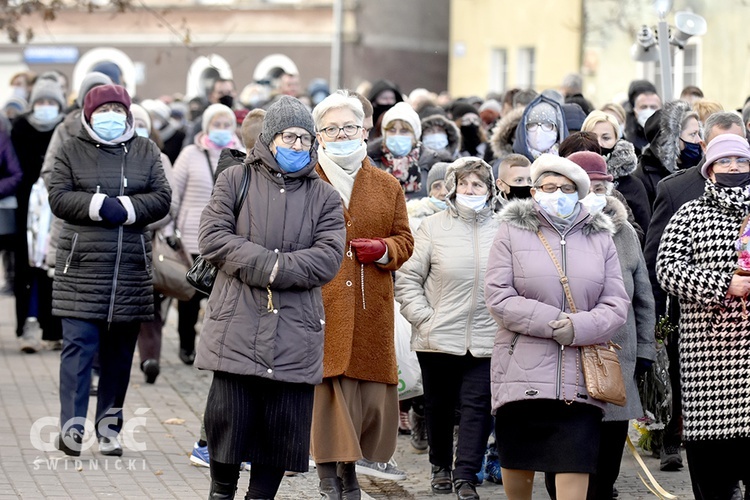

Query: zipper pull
[96,185,101,194]
[124,178,128,188]
[266,285,274,312]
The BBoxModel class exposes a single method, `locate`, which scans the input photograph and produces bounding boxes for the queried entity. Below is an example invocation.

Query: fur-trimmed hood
[421,113,461,156]
[496,198,615,235]
[489,106,525,160]
[653,100,693,173]
[512,94,569,161]
[606,139,638,178]
[601,195,629,233]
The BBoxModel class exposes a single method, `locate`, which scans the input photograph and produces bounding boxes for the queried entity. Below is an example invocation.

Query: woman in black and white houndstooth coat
[656,133,750,500]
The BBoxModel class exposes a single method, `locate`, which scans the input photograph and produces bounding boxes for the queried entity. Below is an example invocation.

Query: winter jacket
[194,141,346,384]
[606,139,652,234]
[643,163,705,319]
[316,158,414,385]
[172,132,244,255]
[485,199,630,413]
[48,129,171,323]
[512,95,569,161]
[600,197,657,422]
[656,181,750,441]
[420,114,461,159]
[624,114,648,156]
[0,129,21,202]
[395,202,499,358]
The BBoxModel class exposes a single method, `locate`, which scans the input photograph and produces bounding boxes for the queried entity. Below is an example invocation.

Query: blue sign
[23,46,79,64]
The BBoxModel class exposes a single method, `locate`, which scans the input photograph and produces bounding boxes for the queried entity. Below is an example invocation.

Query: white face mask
[527,127,557,152]
[636,108,657,128]
[580,192,607,214]
[534,190,579,218]
[455,193,488,211]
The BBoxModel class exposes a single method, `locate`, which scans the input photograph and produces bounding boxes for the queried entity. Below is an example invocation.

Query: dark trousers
[417,351,493,482]
[177,257,202,353]
[59,318,140,437]
[138,292,164,362]
[686,439,750,500]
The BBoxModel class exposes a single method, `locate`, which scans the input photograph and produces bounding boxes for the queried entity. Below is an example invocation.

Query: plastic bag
[394,300,423,400]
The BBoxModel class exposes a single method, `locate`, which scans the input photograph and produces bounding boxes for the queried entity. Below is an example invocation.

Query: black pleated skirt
[204,371,315,472]
[494,399,602,473]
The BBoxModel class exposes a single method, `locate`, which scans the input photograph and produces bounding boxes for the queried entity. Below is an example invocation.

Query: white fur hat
[530,153,590,199]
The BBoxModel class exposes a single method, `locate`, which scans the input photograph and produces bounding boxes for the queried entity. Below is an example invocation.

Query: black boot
[208,480,237,500]
[337,462,361,500]
[319,477,342,500]
[455,479,479,499]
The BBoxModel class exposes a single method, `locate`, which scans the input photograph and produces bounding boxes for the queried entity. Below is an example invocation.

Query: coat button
[345,280,352,287]
[280,188,285,193]
[273,309,278,314]
[277,173,281,177]
[274,249,279,253]
[267,368,273,374]
[346,221,352,227]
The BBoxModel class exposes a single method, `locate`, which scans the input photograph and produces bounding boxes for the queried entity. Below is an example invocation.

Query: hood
[490,106,525,160]
[653,100,693,173]
[216,148,247,179]
[606,139,638,178]
[512,94,569,161]
[443,156,503,213]
[421,113,461,155]
[246,139,320,179]
[496,198,615,235]
[601,196,629,233]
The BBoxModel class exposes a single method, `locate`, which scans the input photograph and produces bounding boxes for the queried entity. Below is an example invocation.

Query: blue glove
[99,197,128,225]
[635,357,653,378]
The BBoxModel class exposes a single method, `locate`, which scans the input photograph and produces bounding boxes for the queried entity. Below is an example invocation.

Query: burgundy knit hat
[567,151,613,182]
[83,84,131,122]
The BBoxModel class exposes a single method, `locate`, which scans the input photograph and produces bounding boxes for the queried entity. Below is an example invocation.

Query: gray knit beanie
[260,95,315,146]
[427,162,450,190]
[29,78,65,109]
[76,71,112,108]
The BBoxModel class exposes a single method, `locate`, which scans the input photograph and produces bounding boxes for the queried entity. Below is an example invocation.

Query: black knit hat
[627,80,658,108]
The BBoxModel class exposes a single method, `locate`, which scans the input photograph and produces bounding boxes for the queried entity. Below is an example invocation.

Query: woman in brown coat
[310,90,414,500]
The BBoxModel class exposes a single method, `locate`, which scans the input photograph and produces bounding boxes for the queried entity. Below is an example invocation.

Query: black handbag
[186,163,250,295]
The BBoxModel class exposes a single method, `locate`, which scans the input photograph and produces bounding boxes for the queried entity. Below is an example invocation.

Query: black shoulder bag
[186,162,250,295]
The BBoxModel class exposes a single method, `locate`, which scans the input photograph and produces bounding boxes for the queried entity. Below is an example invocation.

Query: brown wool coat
[316,158,414,385]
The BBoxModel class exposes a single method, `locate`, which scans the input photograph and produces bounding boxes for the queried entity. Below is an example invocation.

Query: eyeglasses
[713,157,750,169]
[591,184,609,195]
[278,132,313,148]
[320,125,362,139]
[538,183,577,194]
[526,122,555,132]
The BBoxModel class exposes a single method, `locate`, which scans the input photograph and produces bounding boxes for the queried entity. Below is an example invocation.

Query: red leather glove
[350,238,387,264]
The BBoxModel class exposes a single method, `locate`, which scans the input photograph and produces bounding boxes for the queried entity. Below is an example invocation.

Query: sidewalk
[0,293,695,499]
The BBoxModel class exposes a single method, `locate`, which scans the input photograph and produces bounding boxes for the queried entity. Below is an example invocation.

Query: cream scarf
[317,143,367,209]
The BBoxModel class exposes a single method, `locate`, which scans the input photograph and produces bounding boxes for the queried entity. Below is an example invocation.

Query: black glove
[99,197,128,226]
[635,357,653,378]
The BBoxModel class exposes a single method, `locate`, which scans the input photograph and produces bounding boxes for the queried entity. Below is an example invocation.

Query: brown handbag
[152,230,196,302]
[537,230,627,407]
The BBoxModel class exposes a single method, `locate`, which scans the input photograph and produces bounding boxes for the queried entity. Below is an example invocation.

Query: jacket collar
[496,198,615,236]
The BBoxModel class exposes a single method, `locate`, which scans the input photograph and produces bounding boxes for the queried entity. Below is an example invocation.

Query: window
[517,47,535,89]
[639,40,701,99]
[490,48,508,93]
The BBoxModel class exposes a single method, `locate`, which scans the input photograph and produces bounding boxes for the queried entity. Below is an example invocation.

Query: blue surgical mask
[33,104,59,123]
[208,129,233,147]
[324,138,361,157]
[386,136,414,157]
[135,127,149,138]
[422,133,449,151]
[429,196,447,210]
[91,111,127,141]
[275,146,310,173]
[534,190,579,218]
[455,193,488,211]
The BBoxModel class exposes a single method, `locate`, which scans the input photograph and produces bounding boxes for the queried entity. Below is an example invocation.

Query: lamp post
[654,0,674,102]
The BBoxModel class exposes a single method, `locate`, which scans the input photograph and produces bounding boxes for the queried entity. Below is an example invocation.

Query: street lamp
[629,1,707,102]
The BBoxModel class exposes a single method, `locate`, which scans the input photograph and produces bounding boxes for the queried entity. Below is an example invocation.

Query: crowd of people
[2,64,750,500]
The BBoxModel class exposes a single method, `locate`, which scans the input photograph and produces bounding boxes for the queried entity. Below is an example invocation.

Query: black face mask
[600,146,615,156]
[218,94,234,108]
[460,124,482,155]
[714,172,750,188]
[506,185,532,200]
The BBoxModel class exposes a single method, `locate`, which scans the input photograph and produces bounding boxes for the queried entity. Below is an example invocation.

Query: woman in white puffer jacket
[395,156,501,499]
